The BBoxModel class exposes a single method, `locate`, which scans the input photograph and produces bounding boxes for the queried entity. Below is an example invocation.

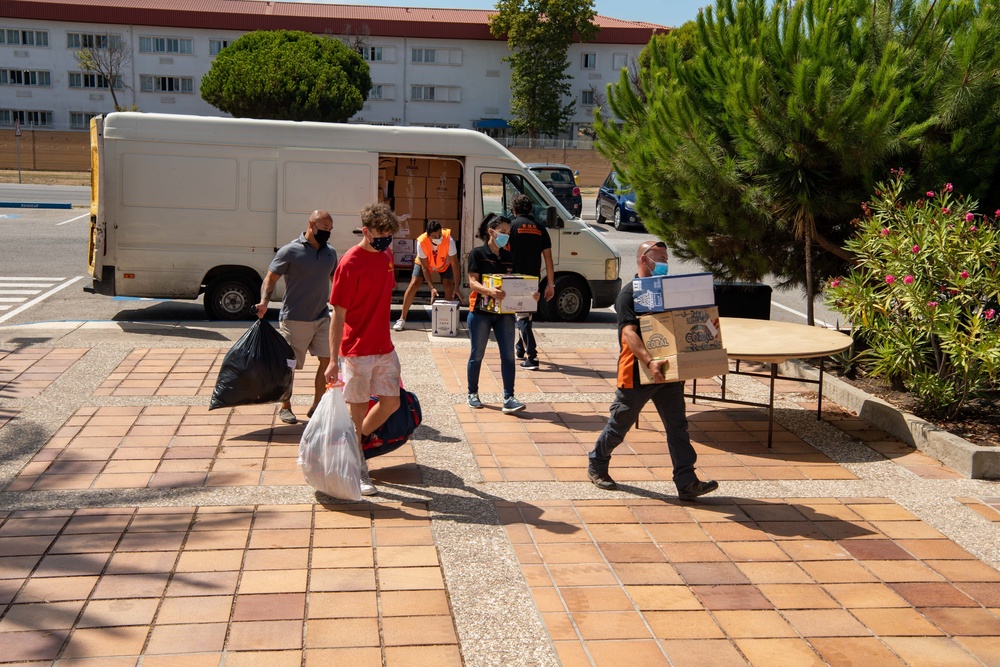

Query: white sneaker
[359,460,377,496]
[392,318,405,332]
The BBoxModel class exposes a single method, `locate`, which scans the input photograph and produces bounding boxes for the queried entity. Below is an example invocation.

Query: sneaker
[278,408,297,424]
[677,479,719,501]
[587,466,617,490]
[392,318,406,332]
[520,358,539,370]
[501,396,526,414]
[359,460,377,496]
[467,393,483,409]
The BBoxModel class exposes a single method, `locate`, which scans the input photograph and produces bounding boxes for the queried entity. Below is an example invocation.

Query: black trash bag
[210,319,296,410]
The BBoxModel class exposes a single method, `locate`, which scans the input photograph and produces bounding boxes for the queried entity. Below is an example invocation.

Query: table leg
[767,362,777,448]
[817,358,824,420]
[692,378,698,404]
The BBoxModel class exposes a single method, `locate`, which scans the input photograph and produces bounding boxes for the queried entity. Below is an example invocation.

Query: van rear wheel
[205,276,259,320]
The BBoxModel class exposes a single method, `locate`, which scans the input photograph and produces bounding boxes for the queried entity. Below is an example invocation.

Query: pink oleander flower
[903,275,914,285]
[885,275,895,284]
[986,309,997,319]
[912,245,920,253]
[927,301,938,309]
[965,213,975,222]
[960,271,969,279]
[830,278,841,288]
[945,183,953,192]
[927,191,935,198]
[970,226,978,232]
[996,209,1000,217]
[942,207,951,215]
[880,228,890,236]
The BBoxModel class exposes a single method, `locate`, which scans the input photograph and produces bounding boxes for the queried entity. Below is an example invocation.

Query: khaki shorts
[341,350,401,404]
[279,317,331,370]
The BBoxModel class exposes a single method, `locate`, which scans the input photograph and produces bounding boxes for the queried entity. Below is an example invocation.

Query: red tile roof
[5,0,667,43]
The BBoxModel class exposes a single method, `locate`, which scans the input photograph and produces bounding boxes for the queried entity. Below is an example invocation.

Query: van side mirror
[547,206,562,228]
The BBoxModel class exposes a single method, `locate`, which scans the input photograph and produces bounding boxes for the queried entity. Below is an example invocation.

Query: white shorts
[279,317,332,369]
[341,350,401,403]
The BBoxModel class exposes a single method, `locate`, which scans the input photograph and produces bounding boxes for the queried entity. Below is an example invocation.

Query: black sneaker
[587,466,617,490]
[677,479,719,501]
[519,358,539,370]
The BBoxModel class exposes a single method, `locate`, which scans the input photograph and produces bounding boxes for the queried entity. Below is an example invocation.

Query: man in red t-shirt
[325,203,401,495]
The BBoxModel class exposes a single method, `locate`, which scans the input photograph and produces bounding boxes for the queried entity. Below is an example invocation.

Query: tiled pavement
[0,319,998,666]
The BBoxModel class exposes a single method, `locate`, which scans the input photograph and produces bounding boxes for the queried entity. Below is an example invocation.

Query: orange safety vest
[418,230,452,273]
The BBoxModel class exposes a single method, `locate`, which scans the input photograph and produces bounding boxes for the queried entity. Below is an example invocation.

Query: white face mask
[431,237,443,246]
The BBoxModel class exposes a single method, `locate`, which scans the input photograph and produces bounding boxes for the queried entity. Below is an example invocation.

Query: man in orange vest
[394,220,461,331]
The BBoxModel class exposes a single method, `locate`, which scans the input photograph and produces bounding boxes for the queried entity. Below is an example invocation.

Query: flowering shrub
[826,172,1000,418]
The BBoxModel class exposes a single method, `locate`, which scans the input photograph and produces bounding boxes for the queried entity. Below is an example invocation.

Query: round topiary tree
[200,30,371,123]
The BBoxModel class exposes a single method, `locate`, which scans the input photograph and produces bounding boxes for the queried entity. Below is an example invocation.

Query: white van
[86,112,621,320]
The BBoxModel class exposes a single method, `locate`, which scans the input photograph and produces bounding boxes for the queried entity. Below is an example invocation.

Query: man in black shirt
[587,240,719,501]
[508,195,555,370]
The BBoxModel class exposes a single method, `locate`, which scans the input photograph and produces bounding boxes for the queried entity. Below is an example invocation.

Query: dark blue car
[596,171,643,231]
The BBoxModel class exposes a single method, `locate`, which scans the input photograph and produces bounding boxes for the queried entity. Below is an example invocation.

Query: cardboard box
[392,238,415,254]
[394,198,426,220]
[633,272,715,313]
[393,252,416,267]
[379,157,397,175]
[395,176,426,200]
[437,219,460,238]
[636,348,730,384]
[427,175,460,199]
[431,300,460,337]
[426,197,460,219]
[481,274,539,314]
[639,306,722,356]
[428,160,461,179]
[396,158,429,177]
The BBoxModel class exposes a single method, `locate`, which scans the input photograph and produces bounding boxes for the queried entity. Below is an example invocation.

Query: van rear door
[87,116,106,281]
[276,149,378,253]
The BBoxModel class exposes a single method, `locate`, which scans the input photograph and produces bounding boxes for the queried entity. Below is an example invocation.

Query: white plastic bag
[298,387,363,501]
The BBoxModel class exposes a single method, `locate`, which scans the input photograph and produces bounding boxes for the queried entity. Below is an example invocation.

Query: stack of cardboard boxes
[377,157,462,269]
[633,272,730,383]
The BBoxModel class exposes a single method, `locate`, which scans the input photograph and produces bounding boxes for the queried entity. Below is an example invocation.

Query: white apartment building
[1,0,665,136]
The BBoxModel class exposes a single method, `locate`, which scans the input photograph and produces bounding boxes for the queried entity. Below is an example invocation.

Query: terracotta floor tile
[238,569,308,595]
[60,625,149,658]
[613,563,683,586]
[144,622,227,654]
[955,582,1000,607]
[0,628,69,661]
[925,559,1000,583]
[241,548,309,571]
[889,582,978,607]
[222,651,302,667]
[735,562,812,585]
[660,542,730,563]
[691,585,772,610]
[303,647,381,667]
[307,591,378,619]
[954,636,1000,667]
[599,542,667,563]
[757,584,839,610]
[155,595,233,624]
[809,637,906,667]
[553,639,591,667]
[896,539,976,561]
[382,614,458,646]
[675,563,749,586]
[778,541,850,561]
[625,585,702,611]
[75,598,159,629]
[304,618,380,648]
[231,593,305,622]
[645,611,725,639]
[226,620,304,650]
[103,551,176,575]
[16,576,99,603]
[561,586,634,613]
[659,638,749,666]
[712,610,797,638]
[375,545,439,568]
[850,607,944,636]
[1,600,86,631]
[718,541,790,562]
[542,612,579,641]
[734,637,826,667]
[548,563,618,587]
[822,583,910,608]
[535,543,604,564]
[310,546,372,569]
[881,636,982,667]
[587,639,671,666]
[862,559,944,583]
[798,560,878,584]
[781,609,869,637]
[91,573,170,600]
[378,566,444,591]
[921,607,1000,636]
[166,571,239,598]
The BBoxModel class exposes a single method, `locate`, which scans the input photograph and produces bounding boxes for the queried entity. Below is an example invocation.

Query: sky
[298,0,710,28]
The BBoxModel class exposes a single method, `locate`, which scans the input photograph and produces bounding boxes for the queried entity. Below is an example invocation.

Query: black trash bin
[713,283,772,320]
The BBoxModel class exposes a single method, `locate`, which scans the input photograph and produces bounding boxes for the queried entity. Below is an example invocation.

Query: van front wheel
[543,275,591,322]
[205,276,258,320]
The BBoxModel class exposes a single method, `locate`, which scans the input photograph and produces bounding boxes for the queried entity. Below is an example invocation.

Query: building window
[612,52,628,70]
[70,112,97,129]
[359,46,383,62]
[67,33,122,49]
[1,109,53,126]
[411,85,460,102]
[139,36,193,54]
[369,85,383,100]
[140,75,194,93]
[582,53,597,69]
[2,29,49,47]
[581,89,595,106]
[2,69,51,86]
[69,72,123,89]
[209,39,230,56]
[411,48,461,65]
[412,48,435,64]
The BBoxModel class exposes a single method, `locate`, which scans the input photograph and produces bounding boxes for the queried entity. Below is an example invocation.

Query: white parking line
[0,290,41,295]
[0,276,84,324]
[1,277,67,281]
[56,213,89,226]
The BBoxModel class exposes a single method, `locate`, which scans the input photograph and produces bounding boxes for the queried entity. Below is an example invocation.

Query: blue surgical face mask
[494,232,510,247]
[652,261,669,276]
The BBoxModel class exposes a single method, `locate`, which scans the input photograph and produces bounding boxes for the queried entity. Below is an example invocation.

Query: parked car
[596,171,643,230]
[526,163,583,218]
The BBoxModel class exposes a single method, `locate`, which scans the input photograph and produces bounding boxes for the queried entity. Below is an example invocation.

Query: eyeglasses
[642,241,667,256]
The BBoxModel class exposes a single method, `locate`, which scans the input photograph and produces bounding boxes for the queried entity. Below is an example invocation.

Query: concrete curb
[779,359,1000,480]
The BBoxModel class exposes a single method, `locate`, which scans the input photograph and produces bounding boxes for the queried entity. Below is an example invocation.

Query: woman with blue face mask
[465,213,536,413]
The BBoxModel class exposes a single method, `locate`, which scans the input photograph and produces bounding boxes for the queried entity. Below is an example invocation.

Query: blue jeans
[467,310,516,398]
[589,382,698,490]
[516,314,536,359]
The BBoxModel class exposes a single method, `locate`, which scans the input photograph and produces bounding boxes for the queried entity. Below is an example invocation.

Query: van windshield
[480,172,572,223]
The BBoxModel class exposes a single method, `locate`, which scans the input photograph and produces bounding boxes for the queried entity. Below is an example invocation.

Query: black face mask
[314,229,331,246]
[370,235,392,252]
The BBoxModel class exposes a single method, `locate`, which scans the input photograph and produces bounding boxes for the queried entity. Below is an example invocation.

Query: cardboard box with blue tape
[633,272,715,313]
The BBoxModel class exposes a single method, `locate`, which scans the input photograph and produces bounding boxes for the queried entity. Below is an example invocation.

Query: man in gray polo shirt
[255,210,338,424]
